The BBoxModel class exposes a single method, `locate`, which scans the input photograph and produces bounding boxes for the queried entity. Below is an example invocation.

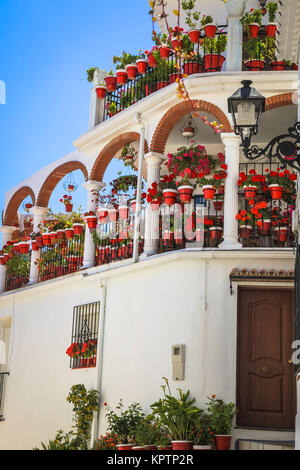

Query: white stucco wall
[0,249,295,449]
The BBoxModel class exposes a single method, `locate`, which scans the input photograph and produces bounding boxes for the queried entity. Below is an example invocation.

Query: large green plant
[105,399,144,444]
[149,378,202,441]
[6,254,30,277]
[203,35,227,54]
[206,395,237,435]
[113,51,139,69]
[266,1,278,22]
[181,0,201,30]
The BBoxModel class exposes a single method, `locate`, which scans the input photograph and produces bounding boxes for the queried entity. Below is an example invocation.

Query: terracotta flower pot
[119,206,129,219]
[178,185,194,203]
[163,189,178,206]
[116,69,128,86]
[188,29,200,43]
[148,54,157,68]
[268,184,283,200]
[108,209,118,222]
[65,203,73,213]
[73,223,84,236]
[171,441,193,451]
[36,236,43,247]
[42,234,51,246]
[116,444,135,450]
[126,64,138,80]
[85,216,98,230]
[266,23,277,37]
[56,230,65,241]
[240,225,252,239]
[98,209,108,223]
[183,61,203,75]
[172,38,182,50]
[158,446,172,450]
[274,226,288,242]
[214,435,232,451]
[204,23,217,38]
[257,219,271,235]
[160,46,172,59]
[0,256,5,266]
[202,185,216,200]
[243,186,257,199]
[213,200,223,211]
[245,59,265,71]
[271,61,286,71]
[80,356,96,368]
[95,86,107,99]
[210,227,223,241]
[204,54,225,72]
[65,228,74,239]
[136,59,148,74]
[249,23,260,38]
[19,242,30,254]
[104,76,117,92]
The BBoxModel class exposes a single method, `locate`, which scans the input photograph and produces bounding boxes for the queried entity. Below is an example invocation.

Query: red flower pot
[163,189,178,206]
[116,444,134,451]
[65,228,74,239]
[213,200,223,211]
[210,227,223,241]
[95,86,107,99]
[274,226,289,242]
[73,223,84,236]
[136,59,148,74]
[203,185,216,200]
[31,240,38,251]
[204,24,217,38]
[243,186,257,199]
[218,184,225,195]
[160,46,172,59]
[271,61,286,71]
[0,256,5,266]
[183,61,203,75]
[245,59,265,71]
[126,64,138,80]
[19,242,30,254]
[36,236,43,248]
[50,232,57,244]
[257,219,271,235]
[42,234,51,246]
[266,23,277,37]
[148,54,157,68]
[56,230,65,241]
[104,76,117,92]
[172,38,182,50]
[188,29,200,43]
[65,203,73,213]
[178,185,194,203]
[268,184,283,200]
[249,23,260,38]
[171,441,193,451]
[80,356,96,368]
[108,209,118,222]
[204,54,225,72]
[98,209,108,223]
[85,216,98,230]
[240,225,252,239]
[119,206,129,219]
[214,435,232,451]
[116,69,128,86]
[3,254,9,263]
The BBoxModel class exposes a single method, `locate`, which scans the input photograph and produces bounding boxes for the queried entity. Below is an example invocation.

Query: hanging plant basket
[65,203,73,213]
[188,29,200,43]
[116,69,128,86]
[65,228,75,239]
[126,64,138,80]
[172,38,182,50]
[42,233,51,246]
[249,23,260,38]
[159,46,172,59]
[95,86,107,99]
[243,186,257,199]
[266,23,277,37]
[148,54,157,68]
[136,59,148,74]
[178,185,194,204]
[268,184,283,200]
[204,23,217,38]
[85,216,98,230]
[73,223,84,236]
[274,226,289,242]
[163,189,178,206]
[202,185,216,200]
[104,75,117,92]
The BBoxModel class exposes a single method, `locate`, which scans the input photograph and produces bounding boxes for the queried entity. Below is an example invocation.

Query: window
[69,302,100,369]
[0,318,11,420]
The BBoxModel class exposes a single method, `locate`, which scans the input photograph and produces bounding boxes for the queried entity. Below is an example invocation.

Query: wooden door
[237,288,296,429]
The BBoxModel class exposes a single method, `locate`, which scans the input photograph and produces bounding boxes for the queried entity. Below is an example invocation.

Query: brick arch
[4,186,36,226]
[265,92,295,111]
[150,99,232,154]
[90,132,149,181]
[36,161,88,207]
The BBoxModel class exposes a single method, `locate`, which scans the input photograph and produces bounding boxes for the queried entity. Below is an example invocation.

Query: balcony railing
[38,234,84,283]
[0,372,9,420]
[95,239,144,266]
[4,252,30,292]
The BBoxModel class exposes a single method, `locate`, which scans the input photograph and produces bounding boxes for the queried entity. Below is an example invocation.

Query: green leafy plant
[191,414,214,446]
[113,51,139,70]
[201,15,213,27]
[206,395,237,435]
[135,419,162,446]
[149,377,202,441]
[203,35,227,54]
[6,254,30,277]
[105,399,144,444]
[241,9,263,30]
[266,1,278,22]
[181,0,201,30]
[94,433,119,450]
[86,67,99,83]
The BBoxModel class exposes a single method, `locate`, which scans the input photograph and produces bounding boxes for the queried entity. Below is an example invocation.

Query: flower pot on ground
[136,59,148,74]
[202,185,216,200]
[204,24,217,38]
[183,62,203,75]
[214,435,232,451]
[268,184,283,200]
[126,64,138,80]
[270,61,286,71]
[188,29,200,43]
[178,185,194,204]
[163,189,178,206]
[116,444,135,451]
[171,441,193,451]
[274,226,289,242]
[206,395,237,451]
[95,86,107,99]
[171,38,182,50]
[73,223,84,236]
[245,59,265,71]
[104,75,117,92]
[135,419,163,450]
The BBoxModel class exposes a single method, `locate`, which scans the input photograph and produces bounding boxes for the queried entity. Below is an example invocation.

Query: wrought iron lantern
[63,172,78,193]
[180,113,198,139]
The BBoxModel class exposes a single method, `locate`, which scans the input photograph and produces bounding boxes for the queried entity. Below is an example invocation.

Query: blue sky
[0,0,151,224]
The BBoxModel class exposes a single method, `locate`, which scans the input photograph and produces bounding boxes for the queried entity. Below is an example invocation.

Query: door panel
[237,288,296,429]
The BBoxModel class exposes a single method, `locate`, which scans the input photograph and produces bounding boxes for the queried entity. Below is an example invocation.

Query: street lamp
[228,80,300,172]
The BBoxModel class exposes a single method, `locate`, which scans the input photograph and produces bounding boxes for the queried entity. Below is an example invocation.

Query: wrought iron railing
[103,27,227,120]
[0,372,9,419]
[95,239,144,266]
[238,161,296,248]
[38,235,84,283]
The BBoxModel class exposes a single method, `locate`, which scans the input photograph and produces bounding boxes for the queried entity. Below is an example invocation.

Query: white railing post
[28,206,49,285]
[219,133,242,250]
[226,0,246,72]
[143,152,165,257]
[89,70,107,129]
[0,226,17,293]
[82,180,105,269]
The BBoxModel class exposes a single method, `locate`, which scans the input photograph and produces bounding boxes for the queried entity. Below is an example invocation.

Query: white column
[219,133,242,250]
[82,180,105,269]
[28,206,49,285]
[0,226,17,294]
[89,69,107,129]
[226,0,246,72]
[143,152,165,257]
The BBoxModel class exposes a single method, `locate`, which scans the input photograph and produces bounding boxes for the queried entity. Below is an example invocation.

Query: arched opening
[3,186,36,227]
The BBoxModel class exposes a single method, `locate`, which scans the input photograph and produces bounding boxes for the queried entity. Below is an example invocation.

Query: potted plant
[147,182,163,211]
[119,144,137,167]
[202,35,227,72]
[240,8,263,38]
[95,83,107,99]
[244,38,267,71]
[104,70,118,92]
[66,339,97,368]
[161,175,178,207]
[181,0,201,43]
[249,200,272,235]
[265,1,278,37]
[105,400,144,450]
[135,419,163,450]
[94,433,119,450]
[265,168,297,200]
[201,15,217,38]
[136,49,148,74]
[209,218,223,242]
[213,194,224,212]
[206,395,237,451]
[170,26,184,51]
[238,169,265,199]
[72,213,85,236]
[236,210,253,239]
[60,194,73,213]
[149,377,202,451]
[191,415,214,450]
[84,211,98,230]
